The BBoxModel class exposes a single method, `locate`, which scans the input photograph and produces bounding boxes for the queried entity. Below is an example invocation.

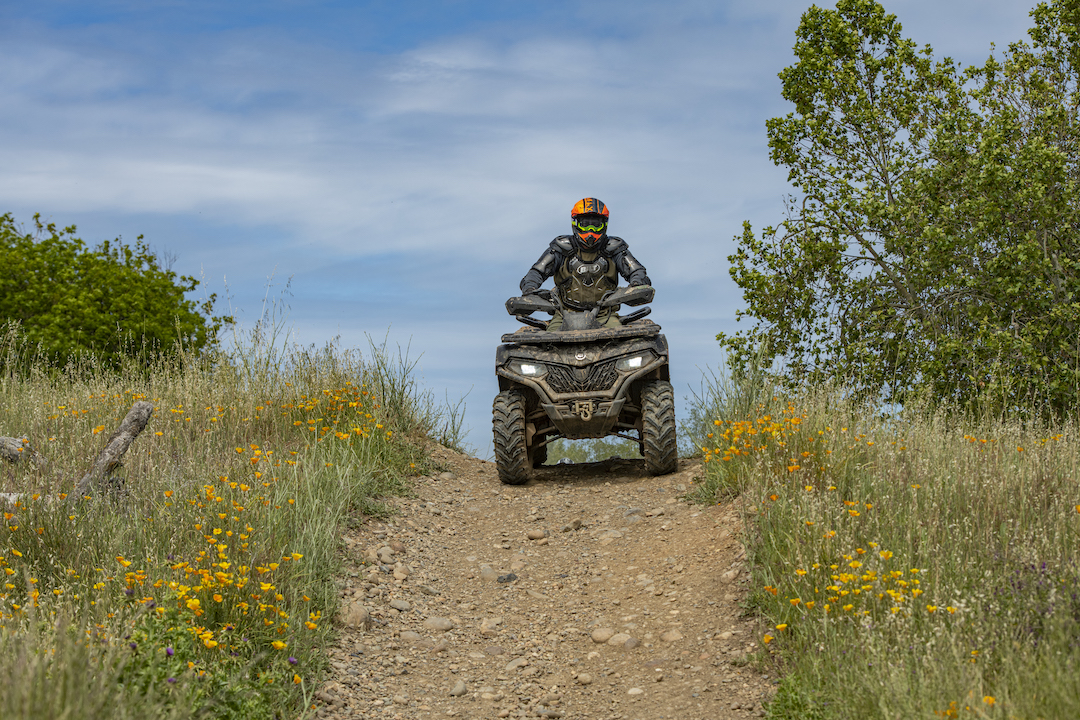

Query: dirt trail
[314,445,775,719]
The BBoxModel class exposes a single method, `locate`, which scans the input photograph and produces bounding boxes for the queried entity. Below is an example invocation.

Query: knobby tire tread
[493,390,530,485]
[642,380,678,475]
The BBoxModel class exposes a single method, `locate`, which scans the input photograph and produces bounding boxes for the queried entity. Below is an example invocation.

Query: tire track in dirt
[314,445,775,719]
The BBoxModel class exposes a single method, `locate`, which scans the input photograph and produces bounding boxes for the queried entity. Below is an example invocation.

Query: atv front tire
[641,380,678,475]
[493,390,530,484]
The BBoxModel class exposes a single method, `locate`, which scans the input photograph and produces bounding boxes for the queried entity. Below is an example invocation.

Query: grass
[685,370,1080,719]
[0,323,461,719]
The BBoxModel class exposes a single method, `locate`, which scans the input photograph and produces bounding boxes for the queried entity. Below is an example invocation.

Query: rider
[519,198,651,331]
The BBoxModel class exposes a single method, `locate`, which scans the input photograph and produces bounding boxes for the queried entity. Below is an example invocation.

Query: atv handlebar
[597,285,654,308]
[506,285,654,328]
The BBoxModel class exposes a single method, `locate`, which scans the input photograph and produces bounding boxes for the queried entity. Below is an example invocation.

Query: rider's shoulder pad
[603,235,628,255]
[551,236,574,253]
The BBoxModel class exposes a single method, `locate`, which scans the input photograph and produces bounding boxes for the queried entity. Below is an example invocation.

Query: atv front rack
[501,321,661,345]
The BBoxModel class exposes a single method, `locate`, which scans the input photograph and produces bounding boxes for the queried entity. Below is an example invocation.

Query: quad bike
[493,285,678,485]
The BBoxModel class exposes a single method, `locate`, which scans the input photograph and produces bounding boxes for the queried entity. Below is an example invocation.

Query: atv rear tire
[641,380,678,475]
[493,390,530,484]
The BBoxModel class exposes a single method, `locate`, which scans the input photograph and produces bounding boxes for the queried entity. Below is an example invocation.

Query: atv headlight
[616,353,650,371]
[508,360,546,377]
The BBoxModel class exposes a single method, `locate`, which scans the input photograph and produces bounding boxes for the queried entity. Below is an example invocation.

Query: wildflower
[927,605,937,613]
[271,640,287,650]
[762,634,773,644]
[775,624,787,631]
[790,599,801,606]
[983,696,995,706]
[293,674,302,684]
[879,550,893,560]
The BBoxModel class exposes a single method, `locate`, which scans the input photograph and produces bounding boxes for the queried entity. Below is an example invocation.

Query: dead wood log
[0,436,45,466]
[73,401,154,498]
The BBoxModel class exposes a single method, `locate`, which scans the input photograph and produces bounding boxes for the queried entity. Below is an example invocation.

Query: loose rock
[342,603,371,630]
[449,680,467,696]
[591,628,616,643]
[424,617,455,632]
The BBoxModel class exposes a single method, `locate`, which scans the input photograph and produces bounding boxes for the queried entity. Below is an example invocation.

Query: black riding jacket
[519,235,651,310]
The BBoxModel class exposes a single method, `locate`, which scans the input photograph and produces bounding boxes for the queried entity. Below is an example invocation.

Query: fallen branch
[0,436,45,466]
[73,401,155,498]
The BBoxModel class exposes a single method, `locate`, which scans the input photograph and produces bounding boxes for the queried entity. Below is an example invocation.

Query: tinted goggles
[574,216,608,232]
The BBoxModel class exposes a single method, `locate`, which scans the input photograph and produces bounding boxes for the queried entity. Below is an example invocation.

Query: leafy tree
[0,213,231,365]
[723,0,1080,416]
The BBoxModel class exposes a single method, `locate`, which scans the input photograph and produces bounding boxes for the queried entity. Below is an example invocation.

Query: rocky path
[314,444,775,719]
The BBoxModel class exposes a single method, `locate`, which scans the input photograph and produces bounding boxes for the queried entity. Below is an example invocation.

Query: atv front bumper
[540,397,626,439]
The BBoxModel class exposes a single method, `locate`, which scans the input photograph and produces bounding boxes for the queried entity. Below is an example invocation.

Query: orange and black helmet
[570,197,609,251]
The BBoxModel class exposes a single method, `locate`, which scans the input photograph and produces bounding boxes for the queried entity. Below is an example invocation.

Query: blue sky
[1,0,1034,454]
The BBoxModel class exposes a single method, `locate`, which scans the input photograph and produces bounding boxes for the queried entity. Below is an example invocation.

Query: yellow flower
[271,640,287,650]
[983,696,995,706]
[775,624,787,631]
[762,634,773,644]
[926,605,937,613]
[293,674,302,684]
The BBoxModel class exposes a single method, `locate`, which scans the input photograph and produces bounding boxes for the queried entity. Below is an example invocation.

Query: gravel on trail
[314,444,776,719]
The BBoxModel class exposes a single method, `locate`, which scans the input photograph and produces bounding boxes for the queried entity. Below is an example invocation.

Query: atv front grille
[546,360,619,394]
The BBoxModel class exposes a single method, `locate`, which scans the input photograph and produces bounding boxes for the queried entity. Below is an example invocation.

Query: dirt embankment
[314,445,775,719]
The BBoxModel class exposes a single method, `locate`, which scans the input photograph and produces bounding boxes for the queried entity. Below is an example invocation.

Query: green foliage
[724,0,1080,417]
[544,437,642,464]
[0,213,231,366]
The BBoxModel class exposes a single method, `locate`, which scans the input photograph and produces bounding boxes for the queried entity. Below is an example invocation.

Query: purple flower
[288,656,298,665]
[129,642,137,650]
[166,647,174,657]
[167,677,176,684]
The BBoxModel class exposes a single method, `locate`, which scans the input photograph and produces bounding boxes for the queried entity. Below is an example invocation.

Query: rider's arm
[605,237,651,287]
[520,237,571,294]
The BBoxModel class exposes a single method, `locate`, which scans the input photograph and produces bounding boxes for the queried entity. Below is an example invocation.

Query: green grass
[686,371,1080,719]
[0,324,460,719]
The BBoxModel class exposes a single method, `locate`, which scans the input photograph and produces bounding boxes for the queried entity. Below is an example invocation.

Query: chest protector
[554,251,619,310]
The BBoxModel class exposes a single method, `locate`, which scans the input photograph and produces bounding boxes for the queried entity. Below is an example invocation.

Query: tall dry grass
[0,322,461,719]
[687,372,1080,719]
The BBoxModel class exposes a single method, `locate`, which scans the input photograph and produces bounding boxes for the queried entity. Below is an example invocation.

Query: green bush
[0,213,230,366]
